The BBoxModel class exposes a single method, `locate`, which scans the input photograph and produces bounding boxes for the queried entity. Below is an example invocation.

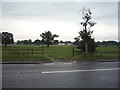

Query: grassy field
[1,45,119,61]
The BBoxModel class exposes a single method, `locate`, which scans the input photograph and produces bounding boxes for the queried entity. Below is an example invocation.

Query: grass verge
[2,54,51,61]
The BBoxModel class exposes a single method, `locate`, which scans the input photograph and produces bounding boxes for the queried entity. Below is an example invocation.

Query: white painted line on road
[42,68,120,74]
[62,63,72,65]
[44,62,72,65]
[44,63,55,65]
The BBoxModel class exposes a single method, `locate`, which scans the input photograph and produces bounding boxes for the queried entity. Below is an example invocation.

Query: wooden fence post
[32,49,33,55]
[8,49,11,54]
[41,47,44,55]
[72,47,74,56]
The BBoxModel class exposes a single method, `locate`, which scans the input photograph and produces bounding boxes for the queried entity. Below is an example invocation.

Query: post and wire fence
[2,46,119,57]
[72,47,120,56]
[2,47,44,55]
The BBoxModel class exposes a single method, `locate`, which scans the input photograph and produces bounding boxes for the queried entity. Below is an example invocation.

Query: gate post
[72,47,74,56]
[32,49,33,55]
[41,47,44,55]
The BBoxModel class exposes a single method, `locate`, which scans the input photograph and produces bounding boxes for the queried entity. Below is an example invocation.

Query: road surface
[2,60,119,88]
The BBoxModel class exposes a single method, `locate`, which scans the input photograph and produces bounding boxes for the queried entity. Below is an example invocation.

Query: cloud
[2,2,118,41]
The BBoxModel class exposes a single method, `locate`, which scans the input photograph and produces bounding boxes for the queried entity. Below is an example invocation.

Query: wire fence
[2,48,44,55]
[2,47,119,57]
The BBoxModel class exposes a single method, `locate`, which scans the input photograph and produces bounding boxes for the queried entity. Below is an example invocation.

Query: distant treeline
[16,39,45,45]
[15,39,119,46]
[16,39,72,45]
[96,41,119,46]
[1,32,119,46]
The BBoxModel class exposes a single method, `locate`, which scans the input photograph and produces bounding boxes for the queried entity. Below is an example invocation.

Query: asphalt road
[2,60,119,88]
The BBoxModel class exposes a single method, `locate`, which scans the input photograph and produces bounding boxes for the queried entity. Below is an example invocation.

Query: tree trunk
[47,44,49,47]
[85,21,88,54]
[85,42,88,54]
[4,43,7,46]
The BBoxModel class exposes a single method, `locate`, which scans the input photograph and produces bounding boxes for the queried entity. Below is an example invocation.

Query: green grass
[2,45,73,61]
[3,54,51,61]
[71,53,119,61]
[96,45,119,59]
[71,45,119,60]
[44,45,73,59]
[96,45,118,52]
[1,45,119,61]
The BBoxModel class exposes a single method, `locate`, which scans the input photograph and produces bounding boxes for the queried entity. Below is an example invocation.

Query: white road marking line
[42,68,120,74]
[44,63,54,65]
[44,63,72,65]
[62,63,72,64]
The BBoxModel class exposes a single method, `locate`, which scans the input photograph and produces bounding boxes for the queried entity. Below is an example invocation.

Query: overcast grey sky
[1,1,118,42]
